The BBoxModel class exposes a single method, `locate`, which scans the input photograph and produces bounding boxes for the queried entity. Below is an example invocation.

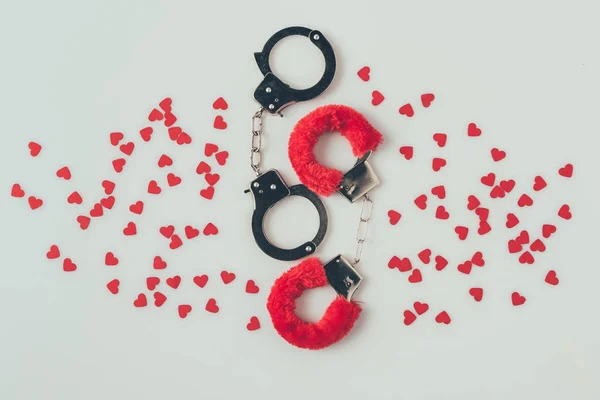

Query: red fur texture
[288,105,383,196]
[267,257,362,350]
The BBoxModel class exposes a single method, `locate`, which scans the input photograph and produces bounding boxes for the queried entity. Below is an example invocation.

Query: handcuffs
[246,27,383,350]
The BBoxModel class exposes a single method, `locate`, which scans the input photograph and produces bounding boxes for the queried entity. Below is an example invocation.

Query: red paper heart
[508,240,523,254]
[435,311,451,324]
[558,163,573,178]
[100,196,115,210]
[146,277,160,291]
[212,97,228,110]
[205,298,219,313]
[153,256,167,270]
[157,154,173,168]
[106,279,119,294]
[469,287,483,302]
[432,133,447,147]
[164,112,177,127]
[388,210,401,225]
[435,205,449,220]
[148,180,161,195]
[530,239,546,252]
[176,132,192,145]
[517,194,533,207]
[105,252,119,266]
[153,292,167,307]
[178,304,192,319]
[491,148,506,162]
[403,310,417,326]
[28,196,43,210]
[205,143,219,157]
[357,66,370,82]
[193,275,209,288]
[414,301,429,315]
[129,201,144,215]
[371,90,385,106]
[166,275,181,289]
[123,222,137,236]
[168,127,182,141]
[431,185,446,199]
[542,224,556,238]
[388,256,413,272]
[120,142,135,156]
[196,161,211,175]
[481,172,496,187]
[89,203,103,218]
[467,195,481,211]
[220,271,235,284]
[533,176,547,191]
[434,255,448,271]
[246,280,260,294]
[159,225,175,238]
[133,293,148,307]
[28,142,42,157]
[516,230,530,245]
[247,316,261,331]
[215,151,229,166]
[399,146,413,160]
[185,225,199,239]
[11,183,25,198]
[518,251,535,265]
[511,292,526,306]
[471,251,485,267]
[200,186,215,200]
[203,223,218,235]
[63,258,77,272]
[169,234,183,250]
[455,226,469,240]
[205,173,220,186]
[421,93,435,108]
[457,261,472,275]
[77,215,90,230]
[213,116,227,130]
[109,132,124,146]
[112,158,126,173]
[399,103,414,117]
[475,207,489,221]
[408,269,422,283]
[418,249,432,264]
[467,123,481,137]
[148,108,163,122]
[558,204,572,220]
[56,166,71,180]
[506,213,519,228]
[167,173,182,187]
[67,191,82,204]
[139,127,153,142]
[102,180,115,195]
[490,185,505,199]
[159,97,172,112]
[499,179,515,193]
[545,270,559,286]
[46,245,60,259]
[478,220,492,235]
[432,157,447,172]
[414,194,428,210]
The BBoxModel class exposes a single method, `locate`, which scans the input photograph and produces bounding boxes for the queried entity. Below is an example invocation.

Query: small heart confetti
[357,66,370,81]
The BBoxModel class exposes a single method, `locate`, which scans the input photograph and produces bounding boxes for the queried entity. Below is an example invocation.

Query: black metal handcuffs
[246,26,336,261]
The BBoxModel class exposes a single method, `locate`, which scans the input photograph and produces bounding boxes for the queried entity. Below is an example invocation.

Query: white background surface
[1,1,600,399]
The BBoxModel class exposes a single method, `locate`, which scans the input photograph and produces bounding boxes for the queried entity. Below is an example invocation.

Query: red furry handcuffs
[247,27,382,350]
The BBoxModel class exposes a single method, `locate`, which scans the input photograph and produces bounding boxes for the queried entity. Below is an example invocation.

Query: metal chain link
[250,107,264,175]
[353,193,373,266]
